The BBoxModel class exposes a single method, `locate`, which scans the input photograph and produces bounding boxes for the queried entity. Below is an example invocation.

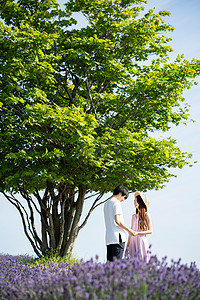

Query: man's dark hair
[113,185,129,198]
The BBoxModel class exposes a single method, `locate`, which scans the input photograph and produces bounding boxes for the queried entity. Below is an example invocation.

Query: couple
[104,185,152,262]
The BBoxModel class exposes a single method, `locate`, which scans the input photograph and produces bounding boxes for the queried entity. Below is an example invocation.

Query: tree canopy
[0,0,199,256]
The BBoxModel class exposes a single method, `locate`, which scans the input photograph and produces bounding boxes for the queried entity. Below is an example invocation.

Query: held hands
[130,229,138,236]
[133,231,139,236]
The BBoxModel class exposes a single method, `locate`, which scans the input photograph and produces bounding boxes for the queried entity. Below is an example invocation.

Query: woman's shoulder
[145,211,151,219]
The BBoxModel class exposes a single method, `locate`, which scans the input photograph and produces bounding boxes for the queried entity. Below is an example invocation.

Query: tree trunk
[2,182,105,257]
[37,183,87,256]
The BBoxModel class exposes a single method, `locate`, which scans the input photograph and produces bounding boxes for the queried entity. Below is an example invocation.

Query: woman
[126,191,152,262]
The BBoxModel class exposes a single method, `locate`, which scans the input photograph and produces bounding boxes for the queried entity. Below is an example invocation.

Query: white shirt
[104,197,126,245]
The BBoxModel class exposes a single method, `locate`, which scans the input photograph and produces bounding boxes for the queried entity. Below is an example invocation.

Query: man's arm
[115,214,135,236]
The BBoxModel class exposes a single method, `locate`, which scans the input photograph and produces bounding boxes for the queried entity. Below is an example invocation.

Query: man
[104,185,135,262]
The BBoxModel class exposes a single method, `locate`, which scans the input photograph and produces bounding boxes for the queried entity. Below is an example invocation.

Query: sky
[0,0,200,267]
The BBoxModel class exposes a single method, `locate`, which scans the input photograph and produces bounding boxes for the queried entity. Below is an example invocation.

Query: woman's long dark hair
[136,195,148,231]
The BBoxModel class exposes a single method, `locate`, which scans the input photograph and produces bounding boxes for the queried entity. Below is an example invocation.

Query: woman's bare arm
[135,212,152,235]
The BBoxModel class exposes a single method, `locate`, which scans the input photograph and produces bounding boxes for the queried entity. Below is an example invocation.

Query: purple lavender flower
[0,253,199,299]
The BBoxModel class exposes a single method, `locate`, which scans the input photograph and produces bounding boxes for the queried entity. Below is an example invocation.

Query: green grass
[28,253,79,266]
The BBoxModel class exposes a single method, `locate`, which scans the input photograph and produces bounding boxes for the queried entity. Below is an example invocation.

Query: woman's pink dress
[128,214,150,262]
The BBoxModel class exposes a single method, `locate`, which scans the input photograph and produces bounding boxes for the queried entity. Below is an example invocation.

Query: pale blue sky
[0,0,199,267]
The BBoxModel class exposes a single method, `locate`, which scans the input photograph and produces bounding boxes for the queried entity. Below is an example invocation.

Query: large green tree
[0,0,199,257]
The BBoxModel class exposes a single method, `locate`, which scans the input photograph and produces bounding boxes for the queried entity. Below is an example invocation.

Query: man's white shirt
[104,197,126,245]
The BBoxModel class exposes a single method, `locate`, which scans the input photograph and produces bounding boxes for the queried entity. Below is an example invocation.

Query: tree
[0,0,199,257]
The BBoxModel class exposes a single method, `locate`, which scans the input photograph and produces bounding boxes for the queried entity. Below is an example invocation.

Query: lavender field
[0,254,199,299]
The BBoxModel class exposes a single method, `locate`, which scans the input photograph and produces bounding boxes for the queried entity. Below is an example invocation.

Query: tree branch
[85,76,99,120]
[18,186,42,247]
[2,192,42,257]
[54,74,77,107]
[78,191,106,232]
